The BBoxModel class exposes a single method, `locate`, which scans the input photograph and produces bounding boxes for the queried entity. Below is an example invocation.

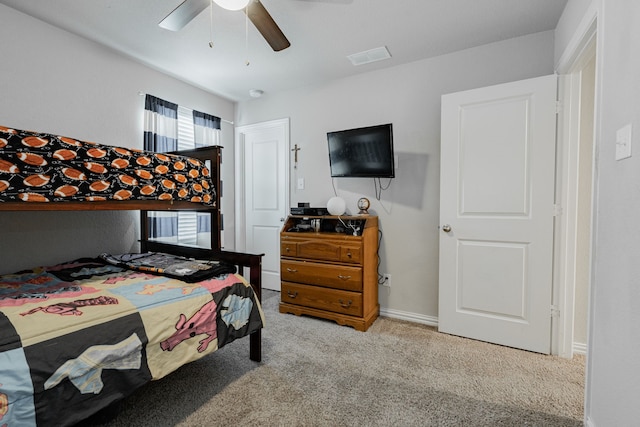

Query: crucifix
[291,144,301,169]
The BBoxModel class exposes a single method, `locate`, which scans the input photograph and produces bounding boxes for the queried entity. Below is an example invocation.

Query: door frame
[553,9,598,359]
[234,117,290,252]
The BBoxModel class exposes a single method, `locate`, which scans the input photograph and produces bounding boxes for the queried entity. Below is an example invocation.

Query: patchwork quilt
[0,255,264,426]
[0,126,215,205]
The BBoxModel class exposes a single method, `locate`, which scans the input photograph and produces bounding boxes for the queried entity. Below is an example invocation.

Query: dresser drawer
[281,282,363,317]
[291,239,361,264]
[281,241,297,257]
[281,259,362,291]
[339,245,361,263]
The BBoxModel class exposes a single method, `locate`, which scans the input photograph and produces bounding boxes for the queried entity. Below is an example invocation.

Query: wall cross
[291,144,301,169]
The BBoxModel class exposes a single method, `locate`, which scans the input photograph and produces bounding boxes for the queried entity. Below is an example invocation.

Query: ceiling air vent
[347,46,392,66]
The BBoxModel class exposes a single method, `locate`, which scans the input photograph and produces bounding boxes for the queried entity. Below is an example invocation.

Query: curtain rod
[138,91,234,125]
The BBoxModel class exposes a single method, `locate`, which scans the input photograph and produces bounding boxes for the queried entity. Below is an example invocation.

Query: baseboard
[573,341,587,355]
[379,307,438,328]
[380,307,588,357]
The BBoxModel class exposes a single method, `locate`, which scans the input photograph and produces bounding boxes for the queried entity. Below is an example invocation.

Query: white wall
[236,31,555,319]
[556,0,640,425]
[0,4,235,274]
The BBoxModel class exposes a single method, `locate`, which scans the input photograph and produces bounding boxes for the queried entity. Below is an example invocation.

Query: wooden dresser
[279,215,379,331]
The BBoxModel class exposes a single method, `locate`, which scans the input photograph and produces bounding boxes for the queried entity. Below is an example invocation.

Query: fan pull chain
[245,7,250,66]
[209,0,214,48]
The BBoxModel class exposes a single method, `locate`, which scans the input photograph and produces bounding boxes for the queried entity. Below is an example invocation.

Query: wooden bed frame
[0,145,264,362]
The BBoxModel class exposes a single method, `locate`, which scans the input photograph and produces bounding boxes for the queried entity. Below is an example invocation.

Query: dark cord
[374,177,392,200]
[377,229,385,284]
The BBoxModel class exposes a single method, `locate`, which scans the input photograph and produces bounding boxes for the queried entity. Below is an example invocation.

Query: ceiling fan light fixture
[213,0,250,11]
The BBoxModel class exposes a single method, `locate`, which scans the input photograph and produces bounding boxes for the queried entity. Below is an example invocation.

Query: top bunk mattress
[0,126,215,207]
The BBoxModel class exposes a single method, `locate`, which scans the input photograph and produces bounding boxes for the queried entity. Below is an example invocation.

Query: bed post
[248,254,262,362]
[140,210,149,253]
[140,241,264,362]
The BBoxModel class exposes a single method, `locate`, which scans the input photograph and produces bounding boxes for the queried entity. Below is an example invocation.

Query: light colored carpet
[89,290,584,426]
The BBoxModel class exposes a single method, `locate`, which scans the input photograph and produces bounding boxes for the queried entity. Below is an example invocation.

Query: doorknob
[442,224,452,233]
[280,217,285,222]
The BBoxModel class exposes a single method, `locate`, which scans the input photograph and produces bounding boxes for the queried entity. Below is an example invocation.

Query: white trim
[573,341,587,356]
[558,41,596,360]
[553,3,601,424]
[379,307,438,328]
[553,7,599,360]
[380,308,588,356]
[234,130,247,252]
[555,1,599,73]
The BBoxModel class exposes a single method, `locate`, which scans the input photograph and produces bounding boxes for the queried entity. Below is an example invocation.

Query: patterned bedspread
[0,256,264,426]
[0,126,215,205]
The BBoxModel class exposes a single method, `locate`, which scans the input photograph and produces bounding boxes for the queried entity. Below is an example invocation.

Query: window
[144,95,222,249]
[176,106,200,246]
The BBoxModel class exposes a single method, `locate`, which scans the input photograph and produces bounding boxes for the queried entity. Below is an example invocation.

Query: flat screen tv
[327,123,395,178]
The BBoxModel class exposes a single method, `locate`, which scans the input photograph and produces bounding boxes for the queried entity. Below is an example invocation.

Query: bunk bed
[0,126,264,426]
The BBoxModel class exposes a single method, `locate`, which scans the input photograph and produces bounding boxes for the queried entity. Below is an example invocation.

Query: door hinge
[551,305,560,318]
[555,100,563,114]
[553,204,563,216]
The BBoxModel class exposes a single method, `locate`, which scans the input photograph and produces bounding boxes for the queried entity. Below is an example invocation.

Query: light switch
[615,123,632,161]
[297,177,305,190]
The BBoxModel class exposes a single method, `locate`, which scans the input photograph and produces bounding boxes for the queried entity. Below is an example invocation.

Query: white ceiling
[0,0,567,102]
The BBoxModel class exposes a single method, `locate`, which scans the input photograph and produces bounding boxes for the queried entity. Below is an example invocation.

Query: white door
[439,75,557,354]
[236,118,289,291]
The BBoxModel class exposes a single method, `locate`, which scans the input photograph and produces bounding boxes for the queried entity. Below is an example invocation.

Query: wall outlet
[382,273,391,287]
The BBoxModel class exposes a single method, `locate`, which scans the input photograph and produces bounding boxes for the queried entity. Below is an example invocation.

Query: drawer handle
[338,299,352,309]
[286,268,298,273]
[337,275,352,281]
[346,251,352,258]
[287,291,298,299]
[285,247,291,252]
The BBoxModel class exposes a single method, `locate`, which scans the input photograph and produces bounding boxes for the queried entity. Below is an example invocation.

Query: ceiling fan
[159,0,291,52]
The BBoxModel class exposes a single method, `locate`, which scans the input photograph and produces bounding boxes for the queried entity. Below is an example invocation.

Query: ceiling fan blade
[245,0,291,51]
[159,0,210,31]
